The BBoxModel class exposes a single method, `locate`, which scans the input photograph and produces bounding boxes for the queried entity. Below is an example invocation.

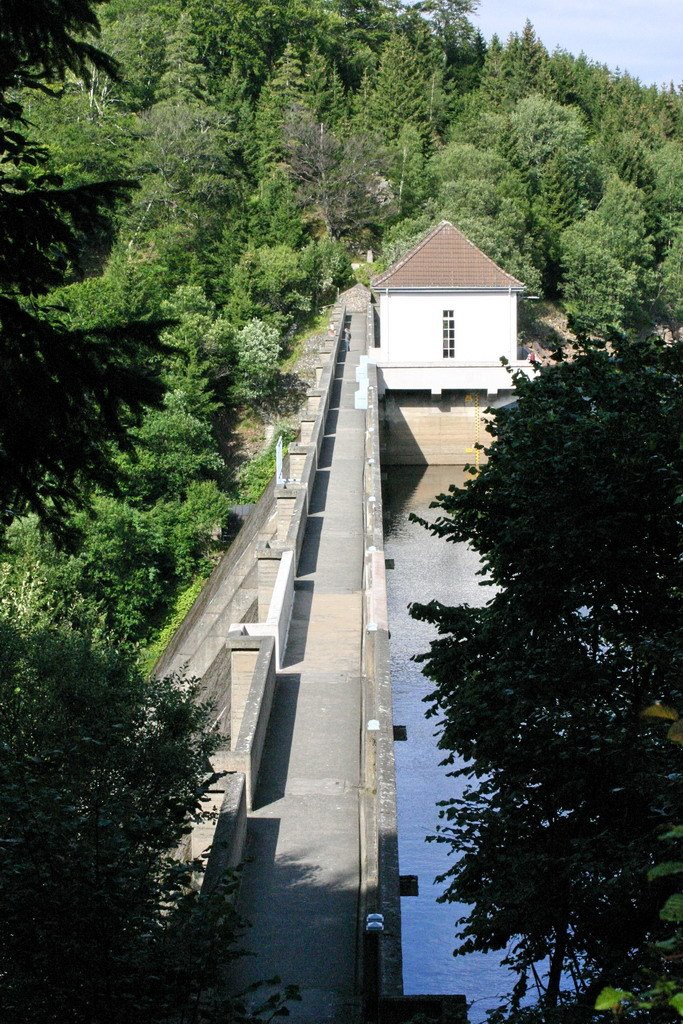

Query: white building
[370,220,533,398]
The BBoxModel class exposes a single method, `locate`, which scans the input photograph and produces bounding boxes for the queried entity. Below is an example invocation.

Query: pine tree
[349,68,375,134]
[252,43,305,175]
[371,34,431,143]
[486,20,549,108]
[156,11,208,104]
[0,0,163,527]
[535,151,583,294]
[249,170,305,248]
[303,47,348,129]
[503,20,549,102]
[479,34,507,109]
[391,123,430,216]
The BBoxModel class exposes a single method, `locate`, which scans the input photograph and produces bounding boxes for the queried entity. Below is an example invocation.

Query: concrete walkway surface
[231,313,367,1022]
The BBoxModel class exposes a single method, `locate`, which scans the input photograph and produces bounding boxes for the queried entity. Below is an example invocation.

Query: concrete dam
[155,279,526,1022]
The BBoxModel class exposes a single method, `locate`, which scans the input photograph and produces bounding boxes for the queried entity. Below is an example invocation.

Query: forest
[0,0,682,1021]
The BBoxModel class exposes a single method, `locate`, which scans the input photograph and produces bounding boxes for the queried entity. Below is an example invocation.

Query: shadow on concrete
[252,673,301,809]
[308,468,330,514]
[295,518,324,579]
[323,409,340,437]
[231,834,363,1023]
[282,584,315,668]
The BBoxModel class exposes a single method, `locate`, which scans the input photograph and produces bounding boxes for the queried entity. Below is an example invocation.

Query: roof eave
[371,282,526,292]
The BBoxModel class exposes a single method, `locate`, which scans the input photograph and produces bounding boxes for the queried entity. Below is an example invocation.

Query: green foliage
[389,123,432,217]
[0,615,245,1024]
[594,988,634,1011]
[411,336,683,1009]
[161,480,231,581]
[251,42,305,175]
[0,516,101,634]
[4,2,683,1020]
[142,571,209,675]
[0,0,166,528]
[661,227,683,320]
[249,170,305,249]
[561,176,654,336]
[232,428,297,504]
[159,283,233,415]
[119,391,223,503]
[561,227,639,337]
[299,236,354,306]
[371,34,435,143]
[228,243,310,329]
[75,495,172,640]
[232,319,281,403]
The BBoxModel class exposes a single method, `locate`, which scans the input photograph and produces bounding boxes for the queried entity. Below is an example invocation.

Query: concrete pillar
[230,648,258,746]
[315,365,324,386]
[276,489,298,542]
[306,389,323,416]
[257,550,281,620]
[299,417,315,444]
[288,443,310,481]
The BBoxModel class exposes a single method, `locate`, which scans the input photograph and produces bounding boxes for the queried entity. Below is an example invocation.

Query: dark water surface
[383,465,510,1021]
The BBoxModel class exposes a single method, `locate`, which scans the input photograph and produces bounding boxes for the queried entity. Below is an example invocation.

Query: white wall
[377,289,519,368]
[377,363,533,397]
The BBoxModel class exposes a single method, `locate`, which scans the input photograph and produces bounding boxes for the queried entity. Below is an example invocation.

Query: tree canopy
[411,338,683,1012]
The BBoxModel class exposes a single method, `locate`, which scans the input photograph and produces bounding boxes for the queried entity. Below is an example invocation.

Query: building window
[442,310,455,358]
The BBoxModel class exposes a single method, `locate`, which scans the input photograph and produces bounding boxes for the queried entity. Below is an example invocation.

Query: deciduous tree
[411,336,683,1013]
[0,617,243,1024]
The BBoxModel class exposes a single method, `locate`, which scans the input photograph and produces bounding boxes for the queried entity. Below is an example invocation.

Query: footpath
[231,312,367,1023]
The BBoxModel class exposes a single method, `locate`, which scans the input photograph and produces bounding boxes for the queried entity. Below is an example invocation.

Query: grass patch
[231,427,298,505]
[141,572,210,677]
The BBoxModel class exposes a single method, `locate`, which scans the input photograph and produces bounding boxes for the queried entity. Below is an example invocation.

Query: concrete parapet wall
[155,298,346,688]
[238,548,295,668]
[286,444,310,484]
[198,773,248,894]
[215,635,277,810]
[228,300,347,672]
[257,549,282,621]
[279,485,309,563]
[201,643,232,738]
[363,361,404,998]
[168,299,349,904]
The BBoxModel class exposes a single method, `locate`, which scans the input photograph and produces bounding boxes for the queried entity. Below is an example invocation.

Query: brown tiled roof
[372,221,525,290]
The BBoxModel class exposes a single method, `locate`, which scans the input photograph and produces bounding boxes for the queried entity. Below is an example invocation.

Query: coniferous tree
[156,10,208,104]
[0,0,164,528]
[303,47,348,129]
[349,68,375,134]
[371,34,433,143]
[252,43,305,176]
[479,34,507,108]
[501,20,550,102]
[391,123,430,217]
[249,170,305,248]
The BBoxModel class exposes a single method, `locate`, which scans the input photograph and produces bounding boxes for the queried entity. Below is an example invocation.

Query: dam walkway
[160,287,435,1023]
[231,312,367,1022]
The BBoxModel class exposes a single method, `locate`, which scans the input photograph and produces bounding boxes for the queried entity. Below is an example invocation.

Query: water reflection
[383,465,509,1021]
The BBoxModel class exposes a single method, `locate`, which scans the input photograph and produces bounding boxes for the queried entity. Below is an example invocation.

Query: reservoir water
[383,465,510,1022]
